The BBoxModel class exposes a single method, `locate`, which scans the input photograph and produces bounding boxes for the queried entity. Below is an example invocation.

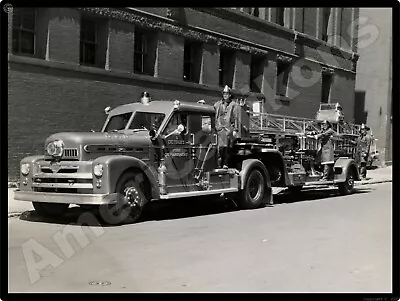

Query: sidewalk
[8,166,393,217]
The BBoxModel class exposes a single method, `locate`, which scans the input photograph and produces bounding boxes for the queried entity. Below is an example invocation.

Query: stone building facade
[355,8,392,165]
[8,7,360,180]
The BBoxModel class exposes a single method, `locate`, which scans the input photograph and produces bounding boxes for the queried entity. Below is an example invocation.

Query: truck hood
[45,131,152,159]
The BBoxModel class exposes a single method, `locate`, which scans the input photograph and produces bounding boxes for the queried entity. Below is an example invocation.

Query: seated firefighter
[213,85,240,169]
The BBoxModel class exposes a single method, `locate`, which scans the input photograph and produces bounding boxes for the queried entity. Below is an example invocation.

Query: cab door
[160,112,195,193]
[190,114,218,176]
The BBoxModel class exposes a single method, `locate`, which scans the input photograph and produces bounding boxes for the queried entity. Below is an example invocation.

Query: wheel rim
[101,178,143,224]
[248,172,263,201]
[347,175,354,189]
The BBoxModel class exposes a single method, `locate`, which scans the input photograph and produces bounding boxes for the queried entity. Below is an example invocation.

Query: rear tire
[338,168,356,195]
[238,168,271,209]
[32,202,69,218]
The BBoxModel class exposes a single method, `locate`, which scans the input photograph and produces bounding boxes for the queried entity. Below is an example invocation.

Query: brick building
[8,7,360,180]
[355,8,392,165]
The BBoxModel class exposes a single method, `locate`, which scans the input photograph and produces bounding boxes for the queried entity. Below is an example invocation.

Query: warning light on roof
[174,100,180,109]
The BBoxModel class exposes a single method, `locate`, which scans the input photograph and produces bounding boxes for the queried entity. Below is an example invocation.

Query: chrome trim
[33,173,92,179]
[14,190,121,205]
[64,148,79,157]
[159,187,238,199]
[32,183,93,189]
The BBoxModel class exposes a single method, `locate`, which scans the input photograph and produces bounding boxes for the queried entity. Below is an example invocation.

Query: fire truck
[14,99,362,224]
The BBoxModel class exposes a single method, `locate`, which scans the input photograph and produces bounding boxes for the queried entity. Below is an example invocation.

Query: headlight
[46,140,64,157]
[21,163,30,176]
[93,164,104,177]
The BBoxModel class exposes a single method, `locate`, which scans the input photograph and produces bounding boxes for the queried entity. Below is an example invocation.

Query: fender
[239,159,271,190]
[258,149,291,186]
[334,157,360,182]
[93,155,159,199]
[19,155,45,191]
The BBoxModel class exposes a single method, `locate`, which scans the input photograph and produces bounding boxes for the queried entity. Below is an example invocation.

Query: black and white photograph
[4,5,397,295]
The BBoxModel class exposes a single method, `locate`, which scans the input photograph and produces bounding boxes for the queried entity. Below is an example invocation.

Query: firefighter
[355,123,372,180]
[314,120,337,181]
[140,91,151,104]
[214,85,239,169]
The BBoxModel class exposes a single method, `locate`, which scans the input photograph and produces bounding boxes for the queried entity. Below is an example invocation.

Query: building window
[250,55,265,93]
[183,40,202,83]
[80,17,97,65]
[252,8,259,17]
[301,8,305,33]
[219,48,235,87]
[321,73,332,103]
[134,28,156,76]
[134,30,147,74]
[12,8,36,55]
[276,61,290,97]
[338,8,344,46]
[276,8,285,26]
[322,8,331,42]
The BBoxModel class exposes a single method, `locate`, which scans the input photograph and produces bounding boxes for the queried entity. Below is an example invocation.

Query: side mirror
[104,106,111,115]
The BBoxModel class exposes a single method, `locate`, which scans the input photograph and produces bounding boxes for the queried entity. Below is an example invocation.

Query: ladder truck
[14,99,363,224]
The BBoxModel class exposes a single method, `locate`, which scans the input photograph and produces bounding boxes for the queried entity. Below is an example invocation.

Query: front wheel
[238,168,272,209]
[338,169,356,195]
[99,171,146,225]
[33,202,69,218]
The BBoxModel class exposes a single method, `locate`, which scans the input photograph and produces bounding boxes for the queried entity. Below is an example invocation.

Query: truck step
[304,180,338,186]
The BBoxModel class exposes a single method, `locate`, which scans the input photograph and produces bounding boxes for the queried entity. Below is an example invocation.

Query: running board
[304,180,343,186]
[159,188,239,200]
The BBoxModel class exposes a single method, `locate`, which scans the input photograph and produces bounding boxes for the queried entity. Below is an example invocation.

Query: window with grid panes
[12,8,36,55]
[134,29,147,74]
[80,17,97,65]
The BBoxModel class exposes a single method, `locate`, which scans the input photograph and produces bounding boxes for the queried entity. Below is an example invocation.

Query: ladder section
[249,112,361,136]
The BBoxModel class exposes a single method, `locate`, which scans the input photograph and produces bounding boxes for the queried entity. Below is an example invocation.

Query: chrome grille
[64,148,78,158]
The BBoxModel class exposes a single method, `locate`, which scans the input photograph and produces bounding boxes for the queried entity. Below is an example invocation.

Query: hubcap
[347,176,354,187]
[249,175,262,200]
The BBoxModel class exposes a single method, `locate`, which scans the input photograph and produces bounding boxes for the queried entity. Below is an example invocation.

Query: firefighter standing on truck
[214,85,239,169]
[355,123,372,180]
[315,120,337,181]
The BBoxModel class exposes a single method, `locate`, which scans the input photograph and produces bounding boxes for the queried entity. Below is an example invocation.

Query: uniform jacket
[214,99,239,147]
[355,134,372,164]
[316,128,337,164]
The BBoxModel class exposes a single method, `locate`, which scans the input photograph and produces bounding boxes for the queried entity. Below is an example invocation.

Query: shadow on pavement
[18,187,373,226]
[274,187,373,204]
[17,197,239,227]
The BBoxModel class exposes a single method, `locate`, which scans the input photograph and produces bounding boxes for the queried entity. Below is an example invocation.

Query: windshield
[104,113,132,131]
[129,112,165,132]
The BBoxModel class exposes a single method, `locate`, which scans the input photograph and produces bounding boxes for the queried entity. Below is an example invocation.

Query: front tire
[238,168,271,209]
[99,171,146,225]
[338,168,356,195]
[32,202,69,218]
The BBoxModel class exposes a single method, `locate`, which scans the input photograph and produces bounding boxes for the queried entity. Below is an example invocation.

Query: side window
[201,116,212,133]
[163,113,188,135]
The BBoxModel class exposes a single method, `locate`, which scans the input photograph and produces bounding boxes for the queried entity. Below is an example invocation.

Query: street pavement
[8,182,392,292]
[8,165,392,216]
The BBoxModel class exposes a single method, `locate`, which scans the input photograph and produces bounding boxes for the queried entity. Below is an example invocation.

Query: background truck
[14,99,361,224]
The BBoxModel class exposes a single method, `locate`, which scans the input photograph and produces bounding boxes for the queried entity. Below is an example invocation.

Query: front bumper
[14,190,121,205]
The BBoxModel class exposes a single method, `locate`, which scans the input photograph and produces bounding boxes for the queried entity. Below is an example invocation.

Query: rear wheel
[99,171,146,225]
[32,202,69,218]
[338,168,356,195]
[238,168,271,209]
